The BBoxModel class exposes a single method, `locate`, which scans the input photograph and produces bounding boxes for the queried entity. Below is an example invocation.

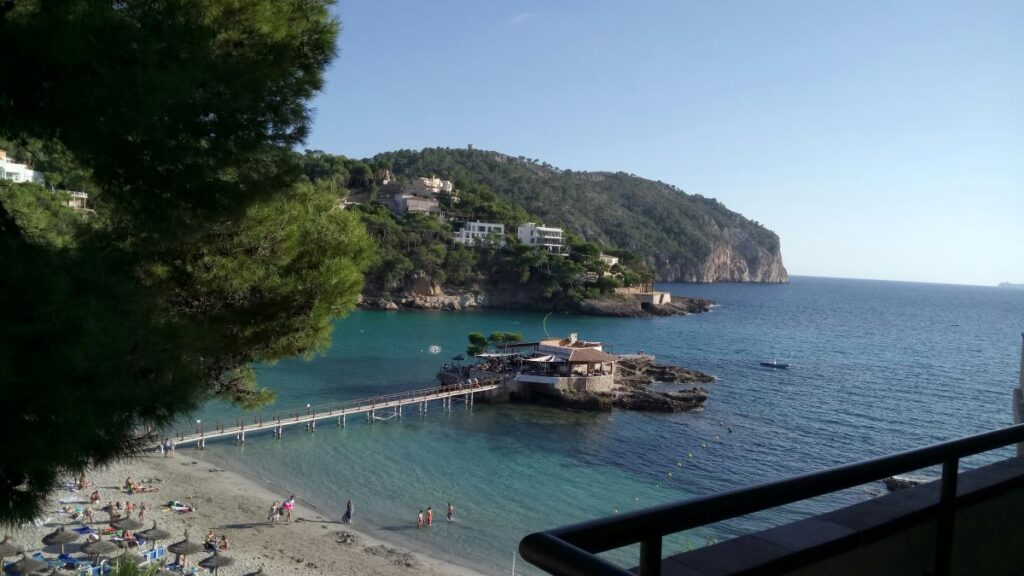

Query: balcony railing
[519,423,1024,576]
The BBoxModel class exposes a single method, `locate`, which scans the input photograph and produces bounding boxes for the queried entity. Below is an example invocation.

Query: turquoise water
[181,277,1024,574]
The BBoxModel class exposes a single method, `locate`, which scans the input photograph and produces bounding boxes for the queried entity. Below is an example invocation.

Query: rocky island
[439,333,715,413]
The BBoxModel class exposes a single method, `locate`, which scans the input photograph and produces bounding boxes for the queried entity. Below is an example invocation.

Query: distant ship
[998,282,1024,290]
[760,358,790,369]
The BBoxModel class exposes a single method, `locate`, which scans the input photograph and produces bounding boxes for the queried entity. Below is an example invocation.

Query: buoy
[614,509,618,514]
[677,462,682,467]
[428,345,441,354]
[701,443,707,449]
[688,453,693,459]
[667,472,672,477]
[715,435,720,441]
[634,497,639,501]
[656,483,660,488]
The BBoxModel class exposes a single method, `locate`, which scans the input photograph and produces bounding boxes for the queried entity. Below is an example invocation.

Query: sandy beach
[8,451,484,576]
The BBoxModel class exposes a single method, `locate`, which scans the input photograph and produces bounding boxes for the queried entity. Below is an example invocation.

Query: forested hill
[373,148,788,283]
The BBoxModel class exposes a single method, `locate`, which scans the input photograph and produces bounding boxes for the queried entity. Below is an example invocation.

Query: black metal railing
[520,423,1024,576]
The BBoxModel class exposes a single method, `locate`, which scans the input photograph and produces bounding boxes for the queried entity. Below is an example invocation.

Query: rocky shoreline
[359,289,714,318]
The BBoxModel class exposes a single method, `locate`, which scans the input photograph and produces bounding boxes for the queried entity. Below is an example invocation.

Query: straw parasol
[243,566,268,576]
[80,536,119,562]
[110,516,144,531]
[137,521,171,550]
[0,535,23,566]
[198,551,233,576]
[41,526,79,554]
[5,553,48,575]
[166,532,204,557]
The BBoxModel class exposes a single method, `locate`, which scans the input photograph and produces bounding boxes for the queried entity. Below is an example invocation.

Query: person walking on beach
[426,506,433,526]
[268,502,279,526]
[138,502,146,521]
[417,510,424,529]
[447,502,454,521]
[282,495,295,523]
[342,500,353,524]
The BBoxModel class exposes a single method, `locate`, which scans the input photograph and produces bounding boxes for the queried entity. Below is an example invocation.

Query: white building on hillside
[599,254,619,267]
[517,222,566,254]
[0,149,44,185]
[454,221,505,247]
[419,175,454,194]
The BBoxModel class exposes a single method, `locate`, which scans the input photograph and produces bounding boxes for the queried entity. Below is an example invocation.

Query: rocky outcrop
[612,388,708,412]
[577,295,714,317]
[616,356,715,386]
[658,232,788,283]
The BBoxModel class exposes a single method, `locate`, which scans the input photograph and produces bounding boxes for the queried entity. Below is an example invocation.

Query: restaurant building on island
[503,333,618,393]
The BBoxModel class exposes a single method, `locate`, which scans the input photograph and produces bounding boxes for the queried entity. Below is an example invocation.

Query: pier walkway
[166,381,500,449]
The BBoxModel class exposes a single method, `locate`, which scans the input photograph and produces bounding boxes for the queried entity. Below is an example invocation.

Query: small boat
[760,357,790,369]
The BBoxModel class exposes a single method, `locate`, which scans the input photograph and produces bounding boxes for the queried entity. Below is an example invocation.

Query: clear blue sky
[307,1,1023,286]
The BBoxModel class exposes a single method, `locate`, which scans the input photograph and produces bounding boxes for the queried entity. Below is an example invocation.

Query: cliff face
[376,148,789,284]
[663,230,789,283]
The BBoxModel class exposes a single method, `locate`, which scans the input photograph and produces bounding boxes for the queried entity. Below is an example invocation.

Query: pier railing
[172,380,498,440]
[519,423,1024,576]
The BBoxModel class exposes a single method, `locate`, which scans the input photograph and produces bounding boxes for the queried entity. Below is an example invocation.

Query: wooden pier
[166,381,499,449]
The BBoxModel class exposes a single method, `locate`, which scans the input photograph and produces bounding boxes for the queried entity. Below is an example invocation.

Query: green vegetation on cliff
[373,148,787,282]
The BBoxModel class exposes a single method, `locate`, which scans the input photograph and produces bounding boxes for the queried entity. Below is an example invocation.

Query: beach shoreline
[10,450,488,576]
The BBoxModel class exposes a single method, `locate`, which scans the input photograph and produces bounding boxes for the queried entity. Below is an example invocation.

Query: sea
[182,276,1024,574]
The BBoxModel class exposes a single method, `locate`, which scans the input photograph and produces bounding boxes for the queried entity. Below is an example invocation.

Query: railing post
[934,458,959,576]
[639,538,662,576]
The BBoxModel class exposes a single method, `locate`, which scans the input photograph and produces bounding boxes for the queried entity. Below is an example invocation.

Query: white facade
[599,254,620,267]
[66,191,88,210]
[419,175,454,194]
[454,221,505,247]
[0,151,44,185]
[517,222,565,254]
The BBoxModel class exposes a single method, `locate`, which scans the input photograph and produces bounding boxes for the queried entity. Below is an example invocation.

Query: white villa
[66,191,88,210]
[454,221,505,247]
[418,175,454,194]
[517,222,566,254]
[0,150,44,185]
[600,254,619,267]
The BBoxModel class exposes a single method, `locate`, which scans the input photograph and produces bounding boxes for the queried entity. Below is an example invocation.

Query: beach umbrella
[110,516,144,531]
[167,532,204,557]
[80,537,118,562]
[4,553,47,575]
[0,535,23,566]
[137,521,171,549]
[41,526,79,554]
[243,566,267,576]
[198,552,233,576]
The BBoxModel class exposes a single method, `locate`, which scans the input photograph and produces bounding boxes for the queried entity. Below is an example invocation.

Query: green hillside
[372,148,787,282]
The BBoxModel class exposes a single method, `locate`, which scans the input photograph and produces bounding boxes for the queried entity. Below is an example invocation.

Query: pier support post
[240,430,245,444]
[343,414,346,427]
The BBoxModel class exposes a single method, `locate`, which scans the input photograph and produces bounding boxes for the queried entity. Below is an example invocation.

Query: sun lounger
[32,552,63,569]
[59,553,86,569]
[72,525,96,535]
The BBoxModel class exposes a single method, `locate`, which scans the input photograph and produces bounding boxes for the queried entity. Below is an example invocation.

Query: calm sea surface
[183,276,1024,574]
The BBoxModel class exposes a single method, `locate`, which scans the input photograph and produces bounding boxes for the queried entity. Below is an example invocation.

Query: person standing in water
[417,510,424,529]
[447,502,454,521]
[342,500,353,524]
[426,506,433,526]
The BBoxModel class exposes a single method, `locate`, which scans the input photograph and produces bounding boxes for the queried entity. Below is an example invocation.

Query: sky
[306,1,1023,286]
